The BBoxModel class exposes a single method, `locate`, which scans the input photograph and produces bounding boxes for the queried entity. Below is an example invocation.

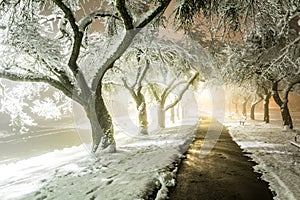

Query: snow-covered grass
[0,146,89,200]
[225,119,300,200]
[0,118,199,200]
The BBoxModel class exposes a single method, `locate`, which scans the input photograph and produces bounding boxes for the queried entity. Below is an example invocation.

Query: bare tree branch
[116,0,133,30]
[91,1,171,91]
[51,0,79,34]
[136,0,172,29]
[147,83,160,102]
[132,66,142,89]
[163,80,186,101]
[161,76,178,105]
[104,81,123,87]
[0,70,83,104]
[164,72,199,111]
[78,10,120,32]
[122,77,138,102]
[135,60,149,94]
[52,0,91,99]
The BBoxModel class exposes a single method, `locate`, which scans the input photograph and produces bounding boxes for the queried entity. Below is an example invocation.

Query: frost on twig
[0,81,71,135]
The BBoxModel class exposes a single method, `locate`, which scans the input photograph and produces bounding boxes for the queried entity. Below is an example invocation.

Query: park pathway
[169,118,273,200]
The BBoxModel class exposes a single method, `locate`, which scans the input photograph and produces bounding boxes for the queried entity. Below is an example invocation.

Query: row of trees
[0,0,252,153]
[217,0,300,128]
[0,0,176,153]
[104,36,203,135]
[2,0,298,154]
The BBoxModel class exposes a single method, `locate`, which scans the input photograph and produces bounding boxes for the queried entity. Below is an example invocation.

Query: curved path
[169,118,273,200]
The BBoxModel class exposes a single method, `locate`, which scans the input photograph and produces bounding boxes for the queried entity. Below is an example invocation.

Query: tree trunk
[170,107,175,123]
[232,102,238,114]
[242,97,249,117]
[158,104,165,128]
[124,91,149,135]
[250,96,263,120]
[272,81,293,129]
[123,85,149,135]
[176,105,180,120]
[87,84,116,153]
[263,93,271,123]
[250,105,255,120]
[137,100,148,135]
[122,62,150,135]
[242,103,246,116]
[281,103,293,129]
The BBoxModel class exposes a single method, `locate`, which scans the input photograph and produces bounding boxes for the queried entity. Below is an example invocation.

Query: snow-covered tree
[244,0,300,129]
[145,37,209,128]
[107,35,205,132]
[105,47,151,135]
[0,0,259,153]
[0,80,71,134]
[149,72,199,128]
[216,0,300,127]
[0,0,174,153]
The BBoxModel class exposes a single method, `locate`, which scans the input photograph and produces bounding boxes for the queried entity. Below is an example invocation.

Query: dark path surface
[169,118,273,200]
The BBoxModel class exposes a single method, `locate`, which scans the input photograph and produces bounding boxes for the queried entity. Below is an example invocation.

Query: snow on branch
[90,30,133,90]
[164,72,199,111]
[147,83,160,102]
[0,81,72,135]
[0,82,39,134]
[52,0,79,34]
[1,69,51,88]
[116,0,134,30]
[161,77,178,102]
[0,69,82,104]
[78,9,120,32]
[0,70,54,84]
[135,0,171,29]
[31,91,72,120]
[134,59,149,93]
[89,1,170,91]
[163,79,186,100]
[121,77,139,103]
[51,0,91,100]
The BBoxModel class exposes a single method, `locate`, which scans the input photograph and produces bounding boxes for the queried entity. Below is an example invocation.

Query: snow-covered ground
[3,108,300,200]
[225,119,300,200]
[0,117,199,200]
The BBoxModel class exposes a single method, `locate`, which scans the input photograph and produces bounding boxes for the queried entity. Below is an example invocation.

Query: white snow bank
[237,141,278,149]
[225,120,300,200]
[0,120,198,200]
[0,145,90,200]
